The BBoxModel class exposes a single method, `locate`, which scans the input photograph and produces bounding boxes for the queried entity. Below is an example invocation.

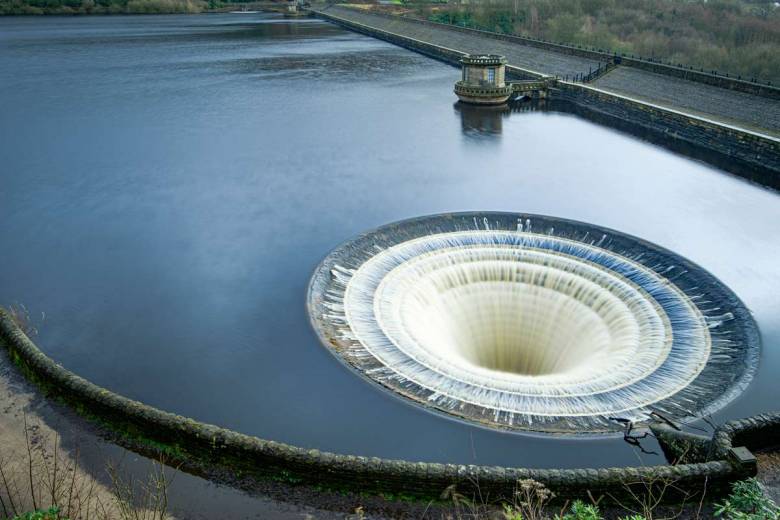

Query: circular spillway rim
[307,212,760,434]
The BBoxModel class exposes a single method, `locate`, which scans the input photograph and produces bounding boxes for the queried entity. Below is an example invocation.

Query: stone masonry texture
[326,6,603,77]
[594,68,780,135]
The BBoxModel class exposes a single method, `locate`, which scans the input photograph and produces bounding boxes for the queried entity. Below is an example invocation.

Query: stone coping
[460,54,507,66]
[314,8,547,79]
[568,81,780,142]
[454,81,513,96]
[0,307,770,502]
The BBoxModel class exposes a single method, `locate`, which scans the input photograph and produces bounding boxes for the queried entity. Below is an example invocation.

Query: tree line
[0,0,258,15]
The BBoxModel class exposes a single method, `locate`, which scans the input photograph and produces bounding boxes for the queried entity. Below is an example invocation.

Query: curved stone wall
[0,307,769,503]
[712,413,780,459]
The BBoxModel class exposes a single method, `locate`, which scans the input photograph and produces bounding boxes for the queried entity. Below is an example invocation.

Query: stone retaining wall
[317,10,463,66]
[552,82,780,190]
[551,83,780,190]
[316,8,548,79]
[342,7,609,64]
[618,57,779,99]
[0,307,770,503]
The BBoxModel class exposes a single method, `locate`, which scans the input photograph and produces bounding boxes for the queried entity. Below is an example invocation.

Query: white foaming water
[309,215,758,433]
[386,253,648,379]
[403,279,616,376]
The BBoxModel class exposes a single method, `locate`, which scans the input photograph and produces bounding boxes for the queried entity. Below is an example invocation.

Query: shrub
[714,478,780,520]
[561,499,603,520]
[11,507,65,520]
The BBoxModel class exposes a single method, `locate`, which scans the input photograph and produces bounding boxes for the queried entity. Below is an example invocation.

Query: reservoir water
[1,13,778,469]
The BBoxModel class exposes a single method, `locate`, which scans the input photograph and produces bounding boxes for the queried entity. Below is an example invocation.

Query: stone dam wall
[331,7,779,100]
[0,307,775,503]
[314,7,780,191]
[617,57,779,100]
[315,8,545,79]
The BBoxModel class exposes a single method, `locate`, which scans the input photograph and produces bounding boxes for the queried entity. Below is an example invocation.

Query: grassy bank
[406,0,780,84]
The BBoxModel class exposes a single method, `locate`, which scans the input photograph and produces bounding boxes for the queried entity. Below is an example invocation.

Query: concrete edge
[566,81,780,142]
[0,307,766,502]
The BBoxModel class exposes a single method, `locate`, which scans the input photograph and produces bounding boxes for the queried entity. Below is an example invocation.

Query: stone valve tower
[454,54,513,105]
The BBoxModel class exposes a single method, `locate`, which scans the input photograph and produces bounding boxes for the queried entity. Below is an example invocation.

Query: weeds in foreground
[606,471,691,519]
[510,479,555,520]
[104,460,170,520]
[601,445,703,520]
[715,479,780,520]
[440,476,780,520]
[9,507,62,520]
[0,417,173,520]
[560,500,601,520]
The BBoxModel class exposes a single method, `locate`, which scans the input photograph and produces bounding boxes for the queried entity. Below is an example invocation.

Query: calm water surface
[1,14,779,469]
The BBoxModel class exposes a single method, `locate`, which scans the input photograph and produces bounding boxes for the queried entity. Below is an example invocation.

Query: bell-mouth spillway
[307,212,760,434]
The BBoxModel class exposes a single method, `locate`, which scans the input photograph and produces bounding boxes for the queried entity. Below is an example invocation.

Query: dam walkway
[318,5,780,137]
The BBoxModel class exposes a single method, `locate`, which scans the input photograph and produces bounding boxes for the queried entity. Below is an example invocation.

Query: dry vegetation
[428,475,779,520]
[0,417,173,520]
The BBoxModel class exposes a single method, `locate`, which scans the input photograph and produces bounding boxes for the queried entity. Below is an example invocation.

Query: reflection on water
[454,102,509,137]
[455,100,556,139]
[1,13,779,470]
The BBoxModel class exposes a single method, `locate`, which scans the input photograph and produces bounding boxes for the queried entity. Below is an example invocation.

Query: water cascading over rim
[307,212,760,433]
